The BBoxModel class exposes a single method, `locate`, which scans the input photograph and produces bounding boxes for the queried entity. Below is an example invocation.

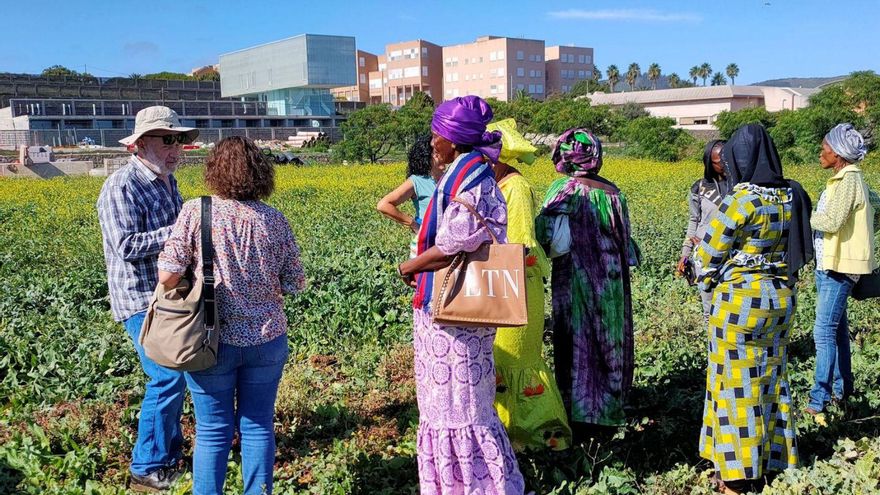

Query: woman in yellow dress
[486,118,572,451]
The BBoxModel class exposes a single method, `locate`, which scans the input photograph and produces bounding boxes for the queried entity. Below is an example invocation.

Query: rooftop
[587,85,769,105]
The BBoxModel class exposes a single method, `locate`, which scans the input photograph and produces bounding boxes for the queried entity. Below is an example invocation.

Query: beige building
[190,64,219,79]
[365,40,443,106]
[441,36,547,101]
[330,50,379,102]
[586,86,818,130]
[545,46,595,95]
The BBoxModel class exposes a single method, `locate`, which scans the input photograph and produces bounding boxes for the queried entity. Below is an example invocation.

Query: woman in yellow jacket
[807,123,880,415]
[486,119,572,451]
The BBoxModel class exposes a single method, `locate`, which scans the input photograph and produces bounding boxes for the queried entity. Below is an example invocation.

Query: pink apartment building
[545,45,595,95]
[330,49,379,102]
[441,36,547,101]
[367,40,443,106]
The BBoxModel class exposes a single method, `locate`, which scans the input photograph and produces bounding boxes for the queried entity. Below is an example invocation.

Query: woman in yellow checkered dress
[696,125,813,493]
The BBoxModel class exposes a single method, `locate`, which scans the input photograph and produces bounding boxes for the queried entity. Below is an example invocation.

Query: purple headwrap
[431,95,503,163]
[552,128,603,177]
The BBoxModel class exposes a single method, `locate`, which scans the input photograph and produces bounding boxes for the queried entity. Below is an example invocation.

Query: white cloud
[547,9,702,23]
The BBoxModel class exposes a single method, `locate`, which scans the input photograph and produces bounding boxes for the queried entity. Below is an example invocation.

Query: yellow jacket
[815,165,877,274]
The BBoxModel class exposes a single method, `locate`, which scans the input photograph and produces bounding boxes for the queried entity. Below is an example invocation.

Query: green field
[1,158,879,494]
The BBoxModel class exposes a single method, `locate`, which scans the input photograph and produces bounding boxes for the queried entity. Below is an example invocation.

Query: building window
[422,47,428,56]
[452,88,460,97]
[578,70,586,78]
[529,84,536,93]
[496,50,505,60]
[359,57,366,67]
[585,55,592,64]
[516,50,524,60]
[360,74,366,84]
[517,83,525,90]
[516,67,524,77]
[536,84,544,93]
[529,69,536,78]
[389,68,403,80]
[422,66,428,77]
[490,85,499,94]
[404,66,420,78]
[490,51,497,61]
[578,54,585,64]
[497,67,504,77]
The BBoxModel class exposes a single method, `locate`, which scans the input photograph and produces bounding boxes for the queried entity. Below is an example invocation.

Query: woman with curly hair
[158,136,306,494]
[377,134,443,257]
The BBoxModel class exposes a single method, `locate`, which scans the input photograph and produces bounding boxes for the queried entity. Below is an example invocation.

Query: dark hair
[406,134,433,178]
[204,136,275,200]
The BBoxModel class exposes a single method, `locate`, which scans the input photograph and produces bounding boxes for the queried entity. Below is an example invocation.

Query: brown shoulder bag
[431,198,528,328]
[140,196,220,371]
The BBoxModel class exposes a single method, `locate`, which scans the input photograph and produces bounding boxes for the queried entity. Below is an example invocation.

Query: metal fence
[0,127,342,150]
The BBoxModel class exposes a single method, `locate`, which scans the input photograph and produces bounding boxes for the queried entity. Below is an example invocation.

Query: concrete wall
[0,161,94,178]
[442,36,545,101]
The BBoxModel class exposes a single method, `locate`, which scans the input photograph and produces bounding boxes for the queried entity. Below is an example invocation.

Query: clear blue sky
[2,0,877,83]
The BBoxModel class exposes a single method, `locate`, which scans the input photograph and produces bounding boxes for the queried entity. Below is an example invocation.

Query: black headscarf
[721,124,813,279]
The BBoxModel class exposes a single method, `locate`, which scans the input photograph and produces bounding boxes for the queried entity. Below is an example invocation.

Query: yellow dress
[493,174,572,451]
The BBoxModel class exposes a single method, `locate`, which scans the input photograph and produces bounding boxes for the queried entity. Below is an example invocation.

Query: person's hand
[676,257,688,276]
[397,264,416,287]
[690,236,701,247]
[409,219,421,234]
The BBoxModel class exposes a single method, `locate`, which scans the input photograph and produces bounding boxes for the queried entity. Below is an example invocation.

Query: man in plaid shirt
[97,106,198,491]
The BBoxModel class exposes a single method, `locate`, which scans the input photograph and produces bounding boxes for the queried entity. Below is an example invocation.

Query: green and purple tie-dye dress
[536,176,641,426]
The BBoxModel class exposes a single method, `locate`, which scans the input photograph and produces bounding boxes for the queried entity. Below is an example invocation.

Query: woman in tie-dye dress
[535,129,640,432]
[398,95,525,495]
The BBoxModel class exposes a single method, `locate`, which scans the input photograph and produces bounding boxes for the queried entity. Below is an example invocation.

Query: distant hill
[750,76,848,88]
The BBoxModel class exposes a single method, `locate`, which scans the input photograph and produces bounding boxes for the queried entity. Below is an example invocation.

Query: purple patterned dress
[413,177,526,495]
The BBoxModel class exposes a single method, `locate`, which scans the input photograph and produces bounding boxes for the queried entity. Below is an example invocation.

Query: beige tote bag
[432,198,528,328]
[140,196,220,371]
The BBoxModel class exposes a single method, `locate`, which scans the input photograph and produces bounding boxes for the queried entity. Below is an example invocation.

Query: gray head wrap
[825,123,867,163]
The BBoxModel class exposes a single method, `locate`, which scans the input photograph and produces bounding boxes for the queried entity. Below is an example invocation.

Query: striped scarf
[412,151,494,310]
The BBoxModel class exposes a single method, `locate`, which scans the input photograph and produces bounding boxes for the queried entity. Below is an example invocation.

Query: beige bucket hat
[119,106,199,146]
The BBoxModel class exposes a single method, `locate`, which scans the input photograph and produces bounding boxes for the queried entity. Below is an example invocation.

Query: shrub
[715,106,777,139]
[619,117,695,162]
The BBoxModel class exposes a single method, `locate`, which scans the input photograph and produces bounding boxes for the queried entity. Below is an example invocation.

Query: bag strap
[575,176,619,194]
[432,251,466,314]
[451,197,500,244]
[200,196,216,330]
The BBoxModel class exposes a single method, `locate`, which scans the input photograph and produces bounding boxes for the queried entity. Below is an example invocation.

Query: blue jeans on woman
[809,270,856,411]
[124,311,186,476]
[185,334,289,495]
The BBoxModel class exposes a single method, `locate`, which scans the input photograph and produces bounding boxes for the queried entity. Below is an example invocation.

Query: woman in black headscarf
[677,139,729,322]
[695,124,812,494]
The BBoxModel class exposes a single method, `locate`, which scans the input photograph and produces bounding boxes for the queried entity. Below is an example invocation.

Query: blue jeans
[809,270,856,411]
[185,335,289,495]
[124,311,187,476]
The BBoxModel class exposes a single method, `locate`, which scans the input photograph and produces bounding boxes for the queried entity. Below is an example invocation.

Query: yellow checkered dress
[696,183,799,481]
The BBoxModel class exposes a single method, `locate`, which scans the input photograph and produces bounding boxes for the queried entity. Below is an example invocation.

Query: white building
[586,85,819,130]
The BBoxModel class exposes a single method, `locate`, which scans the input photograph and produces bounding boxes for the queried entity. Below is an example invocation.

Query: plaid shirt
[97,156,183,321]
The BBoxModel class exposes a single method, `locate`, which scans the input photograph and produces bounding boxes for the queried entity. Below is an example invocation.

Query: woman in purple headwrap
[397,96,526,495]
[535,129,640,435]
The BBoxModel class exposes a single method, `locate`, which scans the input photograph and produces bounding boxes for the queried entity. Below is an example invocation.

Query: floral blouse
[158,197,306,346]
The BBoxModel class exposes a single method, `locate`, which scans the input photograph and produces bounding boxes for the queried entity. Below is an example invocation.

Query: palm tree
[626,62,641,91]
[591,66,602,83]
[606,64,620,92]
[711,72,727,86]
[129,73,142,80]
[699,63,712,86]
[647,63,661,90]
[689,66,700,86]
[668,73,681,88]
[726,63,740,85]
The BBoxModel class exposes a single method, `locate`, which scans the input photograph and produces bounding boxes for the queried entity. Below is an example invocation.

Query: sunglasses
[144,134,188,145]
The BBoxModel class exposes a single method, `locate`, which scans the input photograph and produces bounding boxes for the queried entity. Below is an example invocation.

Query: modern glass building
[220,34,356,116]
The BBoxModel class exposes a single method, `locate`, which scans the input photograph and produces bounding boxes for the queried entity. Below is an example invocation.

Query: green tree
[41,65,80,78]
[570,78,606,97]
[689,66,700,86]
[647,63,662,90]
[710,72,727,86]
[726,63,740,85]
[530,95,615,136]
[395,91,435,145]
[195,72,220,81]
[615,101,650,121]
[591,66,602,84]
[143,72,194,80]
[626,63,641,91]
[129,73,142,80]
[333,104,399,163]
[699,63,712,86]
[621,116,695,161]
[606,65,620,92]
[668,73,681,88]
[715,106,777,139]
